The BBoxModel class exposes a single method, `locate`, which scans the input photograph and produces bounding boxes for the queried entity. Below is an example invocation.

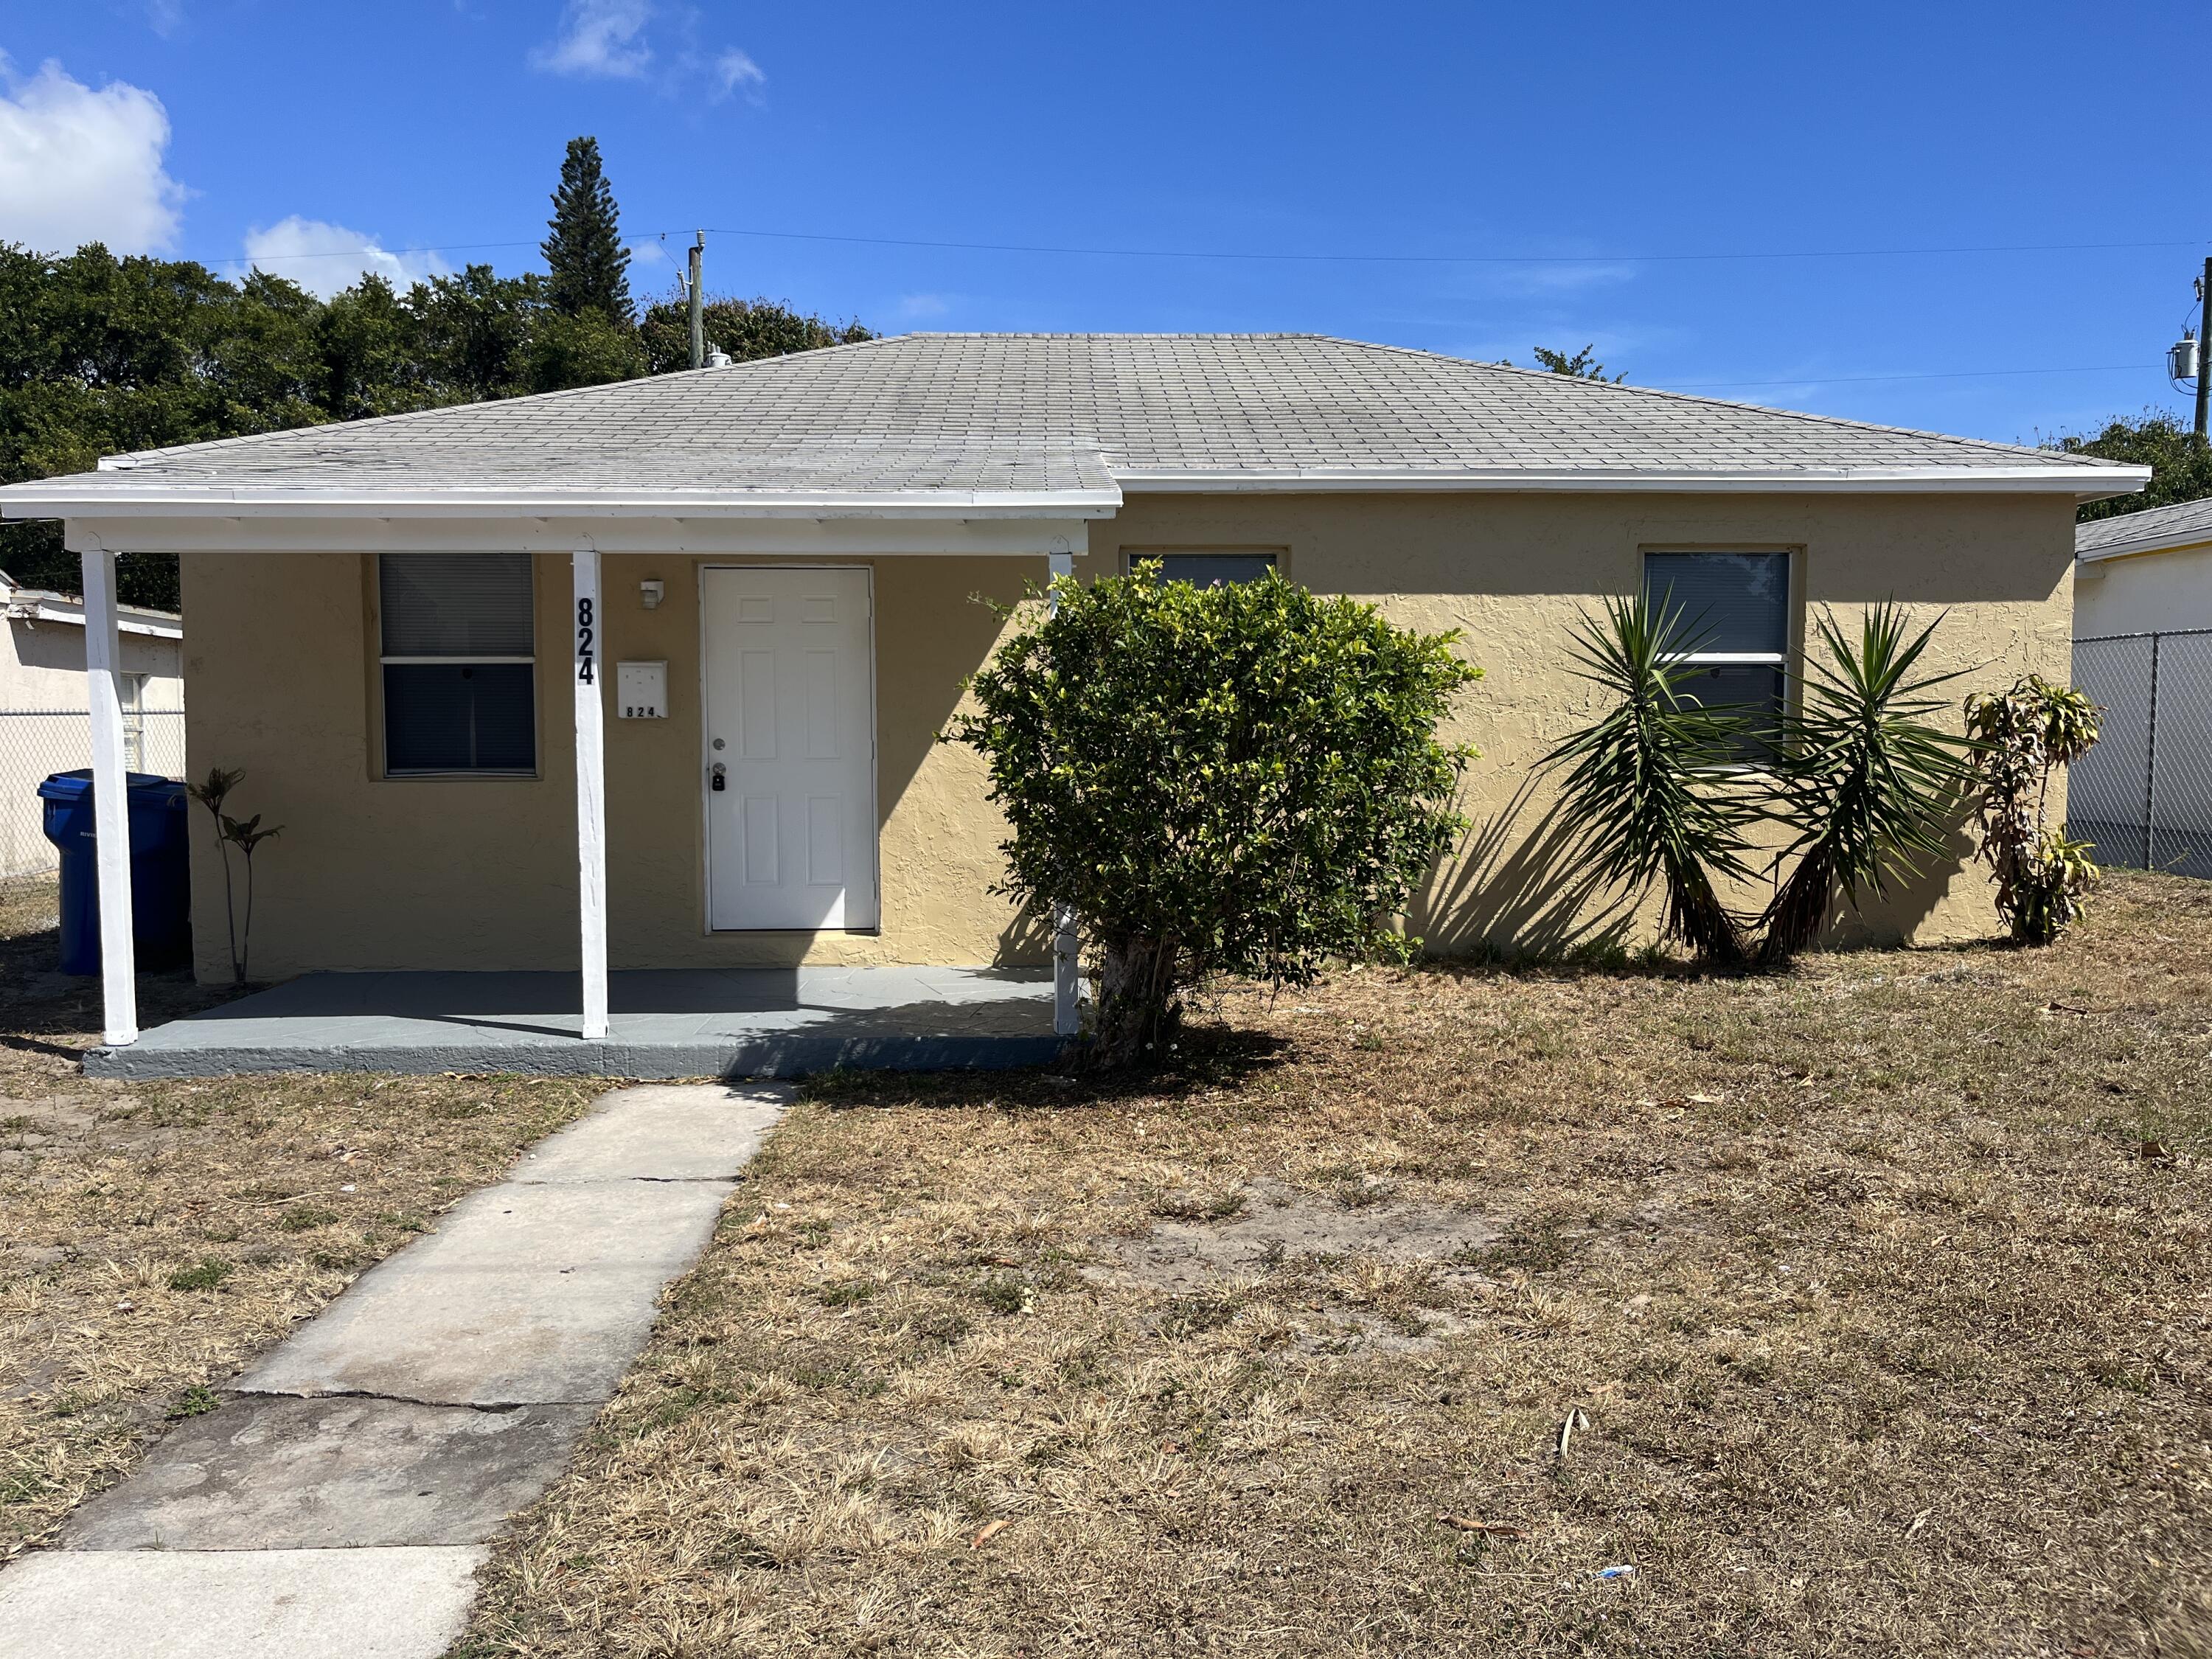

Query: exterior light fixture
[639,580,664,610]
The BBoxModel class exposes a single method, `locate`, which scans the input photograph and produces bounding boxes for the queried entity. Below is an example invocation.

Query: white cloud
[713,48,764,98]
[243,216,444,299]
[628,237,668,267]
[531,0,655,79]
[0,55,183,254]
[145,0,187,37]
[897,293,951,319]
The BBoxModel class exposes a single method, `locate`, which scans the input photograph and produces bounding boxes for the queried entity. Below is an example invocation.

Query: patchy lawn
[463,872,2211,1658]
[0,874,605,1555]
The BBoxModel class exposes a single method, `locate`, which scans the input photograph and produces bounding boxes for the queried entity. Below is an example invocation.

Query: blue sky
[1,0,2207,446]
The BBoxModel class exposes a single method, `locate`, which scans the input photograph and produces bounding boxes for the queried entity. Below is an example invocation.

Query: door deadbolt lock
[711,762,727,792]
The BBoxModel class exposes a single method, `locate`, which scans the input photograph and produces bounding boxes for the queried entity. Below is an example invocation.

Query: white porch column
[571,549,610,1042]
[1046,545,1080,1037]
[80,549,139,1046]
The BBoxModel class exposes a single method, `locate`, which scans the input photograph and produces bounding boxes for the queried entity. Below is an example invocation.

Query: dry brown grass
[463,872,2212,1658]
[0,874,605,1554]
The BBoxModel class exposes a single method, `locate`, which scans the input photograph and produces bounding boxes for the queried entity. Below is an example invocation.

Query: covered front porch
[79,964,1059,1080]
[38,507,1100,1074]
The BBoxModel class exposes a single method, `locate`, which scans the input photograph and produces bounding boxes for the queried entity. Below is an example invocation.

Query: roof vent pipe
[706,347,731,369]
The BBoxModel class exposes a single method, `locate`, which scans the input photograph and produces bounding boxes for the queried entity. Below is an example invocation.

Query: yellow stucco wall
[178,490,2077,981]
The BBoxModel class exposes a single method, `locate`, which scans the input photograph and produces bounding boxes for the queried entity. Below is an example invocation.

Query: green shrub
[1964,675,2102,945]
[946,566,1478,1067]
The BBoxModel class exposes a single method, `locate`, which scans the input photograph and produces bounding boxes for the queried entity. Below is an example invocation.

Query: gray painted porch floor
[83,966,1060,1079]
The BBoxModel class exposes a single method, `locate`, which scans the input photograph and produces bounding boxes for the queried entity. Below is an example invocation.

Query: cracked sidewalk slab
[63,1396,597,1551]
[0,1545,488,1659]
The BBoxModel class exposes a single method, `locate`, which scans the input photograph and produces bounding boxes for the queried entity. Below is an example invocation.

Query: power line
[203,228,2205,271]
[700,226,2205,266]
[1673,362,2159,391]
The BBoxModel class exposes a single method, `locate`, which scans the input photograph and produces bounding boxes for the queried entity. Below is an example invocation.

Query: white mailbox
[616,661,667,719]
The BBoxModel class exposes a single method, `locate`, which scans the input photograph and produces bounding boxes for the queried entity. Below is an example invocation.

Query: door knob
[711,762,726,792]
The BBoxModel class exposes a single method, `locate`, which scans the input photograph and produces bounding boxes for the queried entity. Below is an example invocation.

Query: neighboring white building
[1,571,184,877]
[2072,501,2212,878]
[2075,498,2212,636]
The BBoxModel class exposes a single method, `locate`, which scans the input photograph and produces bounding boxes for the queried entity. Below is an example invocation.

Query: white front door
[702,566,878,931]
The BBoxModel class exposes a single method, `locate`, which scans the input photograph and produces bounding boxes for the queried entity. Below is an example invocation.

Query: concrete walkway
[85,966,1059,1080]
[0,1082,786,1659]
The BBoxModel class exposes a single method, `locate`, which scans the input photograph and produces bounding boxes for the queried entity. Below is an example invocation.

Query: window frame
[1641,548,1795,765]
[375,553,540,780]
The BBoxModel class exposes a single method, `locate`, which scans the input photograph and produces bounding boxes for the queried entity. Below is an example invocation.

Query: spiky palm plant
[1544,592,1761,966]
[1759,604,1971,965]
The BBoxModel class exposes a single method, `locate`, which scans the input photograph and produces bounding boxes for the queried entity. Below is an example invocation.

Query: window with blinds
[378,554,536,775]
[1642,551,1790,758]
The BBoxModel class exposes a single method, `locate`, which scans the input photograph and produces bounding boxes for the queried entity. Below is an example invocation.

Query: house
[0,571,184,877]
[0,333,2145,1051]
[2069,500,2212,877]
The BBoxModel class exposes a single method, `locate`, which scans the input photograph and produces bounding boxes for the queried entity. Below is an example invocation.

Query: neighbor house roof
[2076,496,2212,563]
[0,572,183,638]
[0,333,2145,521]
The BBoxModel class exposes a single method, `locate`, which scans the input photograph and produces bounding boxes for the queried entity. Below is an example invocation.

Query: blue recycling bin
[37,770,192,975]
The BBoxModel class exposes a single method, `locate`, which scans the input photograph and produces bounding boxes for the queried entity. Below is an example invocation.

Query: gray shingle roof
[0,333,2142,515]
[2076,496,2212,560]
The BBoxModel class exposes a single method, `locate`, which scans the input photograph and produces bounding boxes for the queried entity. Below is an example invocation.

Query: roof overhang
[1116,464,2149,501]
[50,511,1097,558]
[2075,528,2212,564]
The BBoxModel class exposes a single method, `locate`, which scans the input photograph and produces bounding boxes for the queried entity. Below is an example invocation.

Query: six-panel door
[701,567,879,931]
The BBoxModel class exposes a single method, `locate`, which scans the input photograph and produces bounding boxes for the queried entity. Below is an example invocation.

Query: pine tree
[540,136,632,321]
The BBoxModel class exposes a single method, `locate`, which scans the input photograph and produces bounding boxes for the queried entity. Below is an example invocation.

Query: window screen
[379,554,536,774]
[1642,552,1789,655]
[1641,552,1790,757]
[1147,554,1279,588]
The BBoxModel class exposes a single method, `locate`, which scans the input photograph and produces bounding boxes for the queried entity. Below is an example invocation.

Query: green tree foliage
[540,136,633,321]
[947,567,1480,1068]
[637,292,876,374]
[2051,411,2212,524]
[1512,344,1624,382]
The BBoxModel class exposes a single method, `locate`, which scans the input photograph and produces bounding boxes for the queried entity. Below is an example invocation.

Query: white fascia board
[1115,465,2149,500]
[2075,532,2212,565]
[60,513,1096,558]
[0,484,1123,521]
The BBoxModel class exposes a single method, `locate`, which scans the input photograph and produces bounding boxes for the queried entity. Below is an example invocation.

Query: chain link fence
[2070,630,2212,880]
[0,709,187,877]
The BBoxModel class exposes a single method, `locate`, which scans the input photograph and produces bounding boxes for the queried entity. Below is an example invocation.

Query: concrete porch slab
[62,1397,596,1551]
[83,965,1061,1080]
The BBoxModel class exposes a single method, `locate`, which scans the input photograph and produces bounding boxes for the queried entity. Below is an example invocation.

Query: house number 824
[576,597,595,684]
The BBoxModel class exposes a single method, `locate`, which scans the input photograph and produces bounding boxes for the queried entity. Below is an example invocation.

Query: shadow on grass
[806,1024,1295,1113]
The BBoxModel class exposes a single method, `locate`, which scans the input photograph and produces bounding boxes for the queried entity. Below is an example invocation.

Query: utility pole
[686,231,703,374]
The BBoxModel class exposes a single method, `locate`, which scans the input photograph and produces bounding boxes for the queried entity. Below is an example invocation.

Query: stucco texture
[178,491,2077,981]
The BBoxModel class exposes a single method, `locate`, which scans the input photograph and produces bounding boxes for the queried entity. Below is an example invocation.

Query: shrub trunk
[1090,931,1183,1069]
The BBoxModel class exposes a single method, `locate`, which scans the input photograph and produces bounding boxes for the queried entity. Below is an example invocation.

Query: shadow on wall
[1413,779,1992,960]
[1413,776,1638,959]
[993,898,1054,971]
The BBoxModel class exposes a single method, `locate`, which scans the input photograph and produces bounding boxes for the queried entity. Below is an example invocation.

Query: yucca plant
[1759,604,1972,965]
[1543,591,1761,966]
